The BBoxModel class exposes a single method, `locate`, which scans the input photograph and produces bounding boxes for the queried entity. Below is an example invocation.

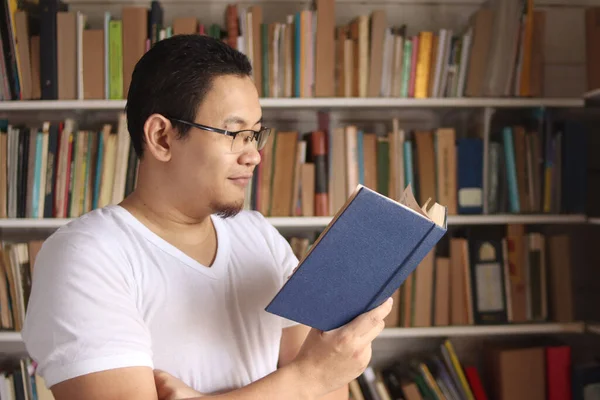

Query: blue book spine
[404,140,414,188]
[357,130,364,185]
[502,127,520,213]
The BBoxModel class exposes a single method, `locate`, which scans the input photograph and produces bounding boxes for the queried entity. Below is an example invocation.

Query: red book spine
[465,366,488,400]
[547,346,572,400]
[311,131,329,216]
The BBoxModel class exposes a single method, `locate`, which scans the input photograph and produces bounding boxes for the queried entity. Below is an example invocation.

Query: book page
[399,183,447,227]
[427,203,447,228]
[398,184,428,218]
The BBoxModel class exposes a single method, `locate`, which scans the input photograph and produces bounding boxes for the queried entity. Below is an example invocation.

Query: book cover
[265,184,447,331]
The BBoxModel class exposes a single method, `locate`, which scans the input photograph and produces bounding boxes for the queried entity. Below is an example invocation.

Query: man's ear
[143,114,174,162]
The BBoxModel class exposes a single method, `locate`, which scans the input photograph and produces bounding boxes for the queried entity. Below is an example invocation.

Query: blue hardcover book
[457,138,484,214]
[502,128,520,213]
[265,184,447,331]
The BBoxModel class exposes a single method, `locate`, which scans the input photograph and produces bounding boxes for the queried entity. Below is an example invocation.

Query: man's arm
[50,367,159,400]
[49,363,313,400]
[49,298,393,400]
[279,324,349,400]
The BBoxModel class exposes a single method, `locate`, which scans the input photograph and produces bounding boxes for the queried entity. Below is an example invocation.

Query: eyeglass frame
[168,117,271,152]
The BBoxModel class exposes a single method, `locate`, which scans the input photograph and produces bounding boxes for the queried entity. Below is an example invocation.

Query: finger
[358,314,387,344]
[342,297,393,337]
[154,369,167,383]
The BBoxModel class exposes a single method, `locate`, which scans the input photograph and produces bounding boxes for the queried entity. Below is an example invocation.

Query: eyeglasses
[169,118,272,153]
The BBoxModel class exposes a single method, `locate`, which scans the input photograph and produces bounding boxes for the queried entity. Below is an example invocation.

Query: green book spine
[79,133,89,214]
[262,23,269,97]
[67,132,77,217]
[109,20,123,100]
[376,139,389,196]
[401,39,412,98]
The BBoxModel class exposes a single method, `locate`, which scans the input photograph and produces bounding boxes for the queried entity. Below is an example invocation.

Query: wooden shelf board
[0,331,23,342]
[447,214,587,225]
[587,324,600,335]
[0,214,588,230]
[0,331,26,355]
[0,323,584,351]
[378,322,586,338]
[0,97,584,111]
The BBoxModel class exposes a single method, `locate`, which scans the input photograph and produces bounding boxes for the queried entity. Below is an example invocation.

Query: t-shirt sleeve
[21,230,153,388]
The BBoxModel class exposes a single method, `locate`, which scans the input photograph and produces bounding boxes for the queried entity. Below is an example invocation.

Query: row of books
[288,229,574,328]
[489,116,587,215]
[0,239,42,331]
[247,115,586,219]
[0,112,586,220]
[349,340,487,400]
[0,0,545,101]
[0,357,53,400]
[353,340,574,400]
[0,116,136,219]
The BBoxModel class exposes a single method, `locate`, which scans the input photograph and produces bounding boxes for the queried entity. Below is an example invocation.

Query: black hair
[125,34,253,158]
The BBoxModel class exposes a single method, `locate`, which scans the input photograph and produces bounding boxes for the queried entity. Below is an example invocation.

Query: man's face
[168,74,263,219]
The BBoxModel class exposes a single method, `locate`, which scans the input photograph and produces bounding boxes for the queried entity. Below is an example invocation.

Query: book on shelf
[0,115,135,219]
[0,357,55,400]
[284,227,574,329]
[0,0,547,101]
[266,183,448,331]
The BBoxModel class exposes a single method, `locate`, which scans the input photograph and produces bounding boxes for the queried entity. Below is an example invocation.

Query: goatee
[212,199,244,219]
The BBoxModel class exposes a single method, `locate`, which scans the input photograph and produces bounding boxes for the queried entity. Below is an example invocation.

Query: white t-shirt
[21,205,300,394]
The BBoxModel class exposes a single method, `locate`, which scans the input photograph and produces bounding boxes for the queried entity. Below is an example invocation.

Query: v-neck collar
[111,205,231,280]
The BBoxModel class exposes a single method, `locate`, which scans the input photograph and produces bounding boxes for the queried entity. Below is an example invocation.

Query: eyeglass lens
[231,128,270,152]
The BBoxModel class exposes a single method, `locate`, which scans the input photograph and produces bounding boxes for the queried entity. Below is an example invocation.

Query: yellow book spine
[444,340,475,400]
[415,31,433,99]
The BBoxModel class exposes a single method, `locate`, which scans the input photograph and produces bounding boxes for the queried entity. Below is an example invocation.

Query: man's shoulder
[44,205,131,251]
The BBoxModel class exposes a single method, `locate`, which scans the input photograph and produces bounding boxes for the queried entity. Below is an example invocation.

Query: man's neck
[120,186,215,248]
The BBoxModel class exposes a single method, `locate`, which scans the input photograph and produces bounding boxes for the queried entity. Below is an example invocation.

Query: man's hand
[291,297,393,398]
[154,370,205,400]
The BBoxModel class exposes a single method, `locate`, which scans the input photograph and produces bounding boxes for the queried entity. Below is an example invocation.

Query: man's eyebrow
[223,116,246,125]
[223,115,263,127]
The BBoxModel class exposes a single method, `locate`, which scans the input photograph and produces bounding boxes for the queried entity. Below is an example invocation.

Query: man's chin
[212,200,245,219]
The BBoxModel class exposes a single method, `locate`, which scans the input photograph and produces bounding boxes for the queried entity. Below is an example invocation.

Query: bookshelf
[1,0,599,397]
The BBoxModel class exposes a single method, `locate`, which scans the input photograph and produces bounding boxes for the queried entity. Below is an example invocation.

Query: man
[22,34,392,400]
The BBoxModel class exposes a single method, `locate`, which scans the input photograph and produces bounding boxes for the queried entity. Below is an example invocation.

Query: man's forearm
[191,363,320,400]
